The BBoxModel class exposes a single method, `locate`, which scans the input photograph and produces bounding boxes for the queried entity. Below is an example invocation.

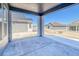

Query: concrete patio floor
[2,35,79,56]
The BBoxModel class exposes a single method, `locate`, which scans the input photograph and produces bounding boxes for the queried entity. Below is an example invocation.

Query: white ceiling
[10,3,60,13]
[42,3,60,12]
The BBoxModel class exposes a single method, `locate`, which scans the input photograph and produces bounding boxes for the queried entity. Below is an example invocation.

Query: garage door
[12,23,28,33]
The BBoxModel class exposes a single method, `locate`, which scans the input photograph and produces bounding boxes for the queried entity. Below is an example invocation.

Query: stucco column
[38,15,44,37]
[7,5,12,42]
[38,4,44,37]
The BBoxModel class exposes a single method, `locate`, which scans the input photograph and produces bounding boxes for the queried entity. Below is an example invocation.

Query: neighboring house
[46,22,67,30]
[69,20,79,32]
[11,11,33,33]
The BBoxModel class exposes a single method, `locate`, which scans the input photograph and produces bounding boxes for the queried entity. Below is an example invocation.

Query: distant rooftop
[70,20,79,26]
[48,22,66,27]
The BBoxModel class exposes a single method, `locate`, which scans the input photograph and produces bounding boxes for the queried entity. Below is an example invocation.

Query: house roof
[48,22,66,27]
[69,20,79,26]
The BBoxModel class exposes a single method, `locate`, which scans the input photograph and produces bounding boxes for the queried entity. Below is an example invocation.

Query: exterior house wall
[69,20,79,32]
[12,22,33,33]
[47,24,67,30]
[0,22,2,40]
[49,26,67,30]
[12,23,29,33]
[77,26,79,31]
[69,26,79,32]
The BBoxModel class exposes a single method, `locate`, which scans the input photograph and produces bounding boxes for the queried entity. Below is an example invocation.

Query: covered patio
[2,35,79,56]
[0,3,79,56]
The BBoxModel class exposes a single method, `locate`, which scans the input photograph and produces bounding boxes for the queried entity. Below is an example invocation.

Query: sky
[25,14,38,25]
[16,11,38,25]
[44,4,79,25]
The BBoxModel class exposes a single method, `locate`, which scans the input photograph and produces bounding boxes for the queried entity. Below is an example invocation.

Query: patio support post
[38,4,44,37]
[6,4,12,42]
[38,15,44,36]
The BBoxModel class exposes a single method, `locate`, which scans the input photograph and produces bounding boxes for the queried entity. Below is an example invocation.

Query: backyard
[45,28,79,39]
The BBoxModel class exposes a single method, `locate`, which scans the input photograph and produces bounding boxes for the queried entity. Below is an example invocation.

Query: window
[3,5,8,40]
[0,4,8,41]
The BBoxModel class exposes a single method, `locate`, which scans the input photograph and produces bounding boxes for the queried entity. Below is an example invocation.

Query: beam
[42,3,75,15]
[8,3,76,16]
[0,3,1,8]
[8,4,39,16]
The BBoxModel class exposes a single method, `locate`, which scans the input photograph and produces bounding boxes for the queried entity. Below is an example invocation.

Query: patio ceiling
[9,3,75,15]
[9,3,59,13]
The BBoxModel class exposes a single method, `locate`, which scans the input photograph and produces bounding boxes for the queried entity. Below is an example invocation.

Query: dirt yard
[45,29,79,39]
[12,29,79,40]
